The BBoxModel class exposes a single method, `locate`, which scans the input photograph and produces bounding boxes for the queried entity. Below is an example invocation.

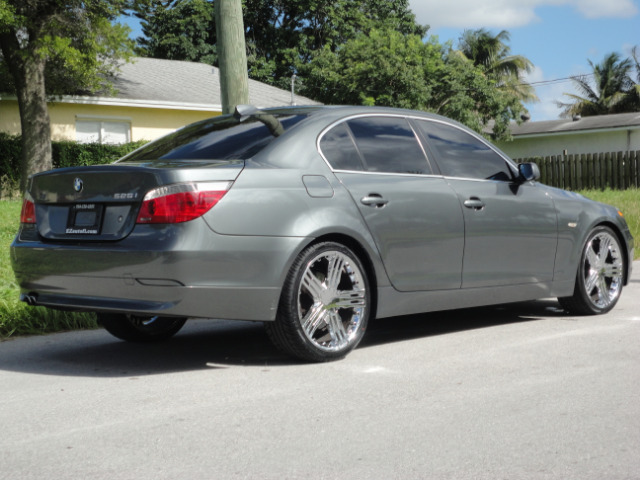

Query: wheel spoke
[585,244,600,269]
[326,254,346,291]
[597,276,610,304]
[333,289,366,308]
[584,270,599,294]
[302,303,327,338]
[301,268,324,301]
[598,234,612,261]
[327,311,348,346]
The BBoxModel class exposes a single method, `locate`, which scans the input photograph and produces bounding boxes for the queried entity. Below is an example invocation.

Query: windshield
[120,114,308,162]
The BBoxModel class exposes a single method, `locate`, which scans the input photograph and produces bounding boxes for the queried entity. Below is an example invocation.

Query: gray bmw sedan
[11,106,634,361]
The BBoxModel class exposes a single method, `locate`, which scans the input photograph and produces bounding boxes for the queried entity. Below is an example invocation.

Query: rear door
[414,119,558,288]
[320,115,464,292]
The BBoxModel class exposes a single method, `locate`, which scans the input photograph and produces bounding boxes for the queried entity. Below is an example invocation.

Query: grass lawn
[1,188,638,339]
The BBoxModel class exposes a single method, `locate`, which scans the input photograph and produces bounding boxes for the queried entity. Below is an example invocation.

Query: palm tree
[558,52,635,117]
[458,28,538,103]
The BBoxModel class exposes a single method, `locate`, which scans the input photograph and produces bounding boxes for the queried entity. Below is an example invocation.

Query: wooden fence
[515,150,640,191]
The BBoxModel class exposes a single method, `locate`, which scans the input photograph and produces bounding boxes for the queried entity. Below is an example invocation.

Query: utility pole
[215,0,249,114]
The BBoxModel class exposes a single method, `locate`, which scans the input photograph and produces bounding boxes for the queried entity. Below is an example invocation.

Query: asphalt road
[1,262,639,480]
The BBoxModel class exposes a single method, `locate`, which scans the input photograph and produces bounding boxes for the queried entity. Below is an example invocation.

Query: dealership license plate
[66,203,104,235]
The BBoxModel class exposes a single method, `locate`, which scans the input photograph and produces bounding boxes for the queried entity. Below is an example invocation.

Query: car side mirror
[518,162,540,182]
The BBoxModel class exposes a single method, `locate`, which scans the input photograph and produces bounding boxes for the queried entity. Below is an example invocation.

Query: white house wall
[496,128,640,160]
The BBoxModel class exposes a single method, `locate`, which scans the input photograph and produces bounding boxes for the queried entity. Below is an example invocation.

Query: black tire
[265,242,371,362]
[98,313,187,343]
[559,226,625,315]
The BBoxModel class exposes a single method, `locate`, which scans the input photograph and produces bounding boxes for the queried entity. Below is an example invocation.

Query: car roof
[260,104,471,133]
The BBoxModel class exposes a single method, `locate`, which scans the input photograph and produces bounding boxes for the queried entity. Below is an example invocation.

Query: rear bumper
[19,285,281,321]
[11,222,307,321]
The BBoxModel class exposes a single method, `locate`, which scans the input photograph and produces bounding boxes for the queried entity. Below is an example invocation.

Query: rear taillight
[20,197,36,224]
[136,182,232,224]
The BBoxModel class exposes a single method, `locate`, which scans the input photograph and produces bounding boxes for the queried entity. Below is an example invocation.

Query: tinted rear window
[122,114,307,162]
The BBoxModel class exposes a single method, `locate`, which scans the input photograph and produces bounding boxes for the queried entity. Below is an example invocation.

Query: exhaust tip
[21,293,38,306]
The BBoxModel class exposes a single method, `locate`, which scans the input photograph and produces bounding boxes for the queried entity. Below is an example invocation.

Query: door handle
[361,194,389,208]
[463,197,485,211]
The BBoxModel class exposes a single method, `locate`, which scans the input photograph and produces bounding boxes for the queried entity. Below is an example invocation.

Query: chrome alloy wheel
[580,230,624,310]
[297,250,367,352]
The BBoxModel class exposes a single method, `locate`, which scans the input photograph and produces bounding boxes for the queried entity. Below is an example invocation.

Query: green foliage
[0,0,137,189]
[135,0,217,65]
[579,189,639,256]
[0,0,16,30]
[51,141,147,169]
[245,0,427,86]
[300,29,524,140]
[0,0,135,96]
[0,132,20,190]
[300,28,435,110]
[457,28,537,104]
[431,50,525,140]
[0,134,146,196]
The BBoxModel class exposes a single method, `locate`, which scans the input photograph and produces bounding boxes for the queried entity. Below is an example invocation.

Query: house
[0,57,319,144]
[494,112,640,159]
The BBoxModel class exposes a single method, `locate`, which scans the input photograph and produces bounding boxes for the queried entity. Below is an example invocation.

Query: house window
[76,119,131,144]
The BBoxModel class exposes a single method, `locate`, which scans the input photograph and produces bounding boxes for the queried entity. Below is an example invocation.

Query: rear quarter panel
[203,156,390,290]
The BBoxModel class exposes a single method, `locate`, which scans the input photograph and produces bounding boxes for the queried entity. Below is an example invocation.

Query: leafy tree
[135,0,216,64]
[458,28,537,103]
[247,0,427,86]
[431,50,526,139]
[301,29,524,140]
[558,52,636,117]
[300,28,435,109]
[0,0,134,189]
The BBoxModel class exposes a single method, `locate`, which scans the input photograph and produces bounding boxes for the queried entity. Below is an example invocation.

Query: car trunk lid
[26,160,243,242]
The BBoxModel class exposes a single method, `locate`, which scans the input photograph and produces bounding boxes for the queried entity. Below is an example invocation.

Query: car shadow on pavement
[0,299,569,377]
[362,298,567,348]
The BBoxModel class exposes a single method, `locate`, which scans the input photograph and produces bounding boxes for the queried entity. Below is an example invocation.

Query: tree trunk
[1,26,53,192]
[15,55,53,191]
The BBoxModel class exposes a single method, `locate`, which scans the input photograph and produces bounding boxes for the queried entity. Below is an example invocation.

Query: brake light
[20,197,36,224]
[136,182,232,224]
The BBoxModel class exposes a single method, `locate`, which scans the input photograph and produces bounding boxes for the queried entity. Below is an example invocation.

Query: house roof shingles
[510,111,640,137]
[108,57,319,109]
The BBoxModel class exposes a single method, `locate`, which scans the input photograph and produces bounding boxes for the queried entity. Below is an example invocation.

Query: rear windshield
[120,114,308,162]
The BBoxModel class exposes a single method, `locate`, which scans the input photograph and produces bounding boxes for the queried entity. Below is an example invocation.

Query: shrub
[0,134,147,198]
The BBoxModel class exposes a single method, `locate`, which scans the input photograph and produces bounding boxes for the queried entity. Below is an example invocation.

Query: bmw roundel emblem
[73,177,84,193]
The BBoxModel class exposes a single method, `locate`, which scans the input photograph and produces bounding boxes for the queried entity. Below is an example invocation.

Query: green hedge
[0,133,147,194]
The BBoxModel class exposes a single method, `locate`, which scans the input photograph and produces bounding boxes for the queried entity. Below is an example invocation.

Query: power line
[526,73,595,88]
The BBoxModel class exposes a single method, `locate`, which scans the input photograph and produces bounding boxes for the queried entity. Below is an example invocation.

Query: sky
[409,0,640,120]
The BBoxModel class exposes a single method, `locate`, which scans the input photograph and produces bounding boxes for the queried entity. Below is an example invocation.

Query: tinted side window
[416,120,514,181]
[319,122,364,171]
[347,117,430,174]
